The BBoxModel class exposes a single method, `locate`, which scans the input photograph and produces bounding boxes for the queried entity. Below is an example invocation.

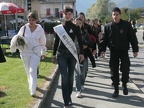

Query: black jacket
[53,21,84,55]
[100,19,139,52]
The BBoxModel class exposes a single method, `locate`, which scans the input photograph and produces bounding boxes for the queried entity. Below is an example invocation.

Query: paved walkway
[42,56,144,108]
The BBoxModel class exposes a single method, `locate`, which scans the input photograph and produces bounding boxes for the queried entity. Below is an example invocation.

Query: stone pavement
[41,54,144,108]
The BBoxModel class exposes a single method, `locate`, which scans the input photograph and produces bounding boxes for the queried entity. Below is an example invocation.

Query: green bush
[44,22,60,34]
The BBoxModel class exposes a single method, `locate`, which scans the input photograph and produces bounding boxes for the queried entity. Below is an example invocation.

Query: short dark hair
[63,6,73,14]
[79,12,85,18]
[112,7,121,14]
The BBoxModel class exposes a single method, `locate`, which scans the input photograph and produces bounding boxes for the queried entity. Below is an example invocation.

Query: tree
[86,0,116,23]
[120,8,144,21]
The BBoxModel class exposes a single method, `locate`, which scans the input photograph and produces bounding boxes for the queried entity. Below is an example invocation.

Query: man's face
[112,11,121,23]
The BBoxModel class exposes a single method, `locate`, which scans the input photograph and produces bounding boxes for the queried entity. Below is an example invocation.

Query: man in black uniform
[100,7,139,98]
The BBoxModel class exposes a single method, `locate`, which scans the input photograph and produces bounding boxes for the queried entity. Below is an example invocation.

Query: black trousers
[0,46,6,63]
[109,50,130,87]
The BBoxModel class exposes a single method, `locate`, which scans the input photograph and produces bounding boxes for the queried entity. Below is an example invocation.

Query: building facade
[32,0,76,18]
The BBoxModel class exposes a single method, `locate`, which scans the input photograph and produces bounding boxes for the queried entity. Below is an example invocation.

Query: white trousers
[21,54,40,95]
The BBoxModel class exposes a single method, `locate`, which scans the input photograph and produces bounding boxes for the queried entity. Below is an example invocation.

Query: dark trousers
[57,51,76,106]
[85,48,96,68]
[109,50,130,87]
[95,42,101,58]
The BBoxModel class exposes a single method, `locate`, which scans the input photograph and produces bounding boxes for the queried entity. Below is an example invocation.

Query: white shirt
[18,23,46,56]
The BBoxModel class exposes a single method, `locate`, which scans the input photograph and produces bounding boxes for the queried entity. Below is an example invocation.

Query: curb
[129,79,144,102]
[32,64,59,108]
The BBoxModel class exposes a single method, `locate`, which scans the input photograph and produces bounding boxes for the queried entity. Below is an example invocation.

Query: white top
[17,23,46,57]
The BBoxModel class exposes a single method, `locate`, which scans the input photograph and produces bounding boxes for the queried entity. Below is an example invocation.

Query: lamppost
[15,0,18,31]
[23,0,27,24]
[62,0,64,11]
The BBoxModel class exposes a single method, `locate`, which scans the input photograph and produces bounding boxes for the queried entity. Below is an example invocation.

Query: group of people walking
[0,5,139,108]
[52,6,139,108]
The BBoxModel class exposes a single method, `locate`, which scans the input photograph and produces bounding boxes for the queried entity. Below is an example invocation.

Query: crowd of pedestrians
[52,6,139,108]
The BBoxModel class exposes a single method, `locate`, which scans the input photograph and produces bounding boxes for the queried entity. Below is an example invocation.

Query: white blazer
[10,23,47,57]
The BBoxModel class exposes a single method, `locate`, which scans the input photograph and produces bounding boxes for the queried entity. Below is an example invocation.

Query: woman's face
[79,14,85,23]
[76,20,83,28]
[28,17,37,26]
[93,19,98,25]
[64,12,73,21]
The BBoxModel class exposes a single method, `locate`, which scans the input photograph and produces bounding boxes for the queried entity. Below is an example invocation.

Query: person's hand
[133,52,138,58]
[41,55,45,60]
[92,50,96,55]
[101,51,106,58]
[79,54,84,63]
[52,55,57,64]
[83,45,88,49]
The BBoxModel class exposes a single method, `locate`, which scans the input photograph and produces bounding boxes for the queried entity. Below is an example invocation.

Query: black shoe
[112,91,119,98]
[123,86,128,95]
[122,83,128,95]
[92,64,96,68]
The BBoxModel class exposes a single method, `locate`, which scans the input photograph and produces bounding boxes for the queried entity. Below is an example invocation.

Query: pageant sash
[53,24,81,74]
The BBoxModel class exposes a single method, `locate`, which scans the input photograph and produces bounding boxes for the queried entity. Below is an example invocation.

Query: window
[46,8,51,15]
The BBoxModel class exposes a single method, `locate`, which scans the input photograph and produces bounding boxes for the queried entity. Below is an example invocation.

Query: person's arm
[39,28,47,59]
[76,26,84,55]
[53,34,60,56]
[128,22,139,53]
[51,33,60,63]
[76,26,84,62]
[100,26,108,51]
[99,25,108,57]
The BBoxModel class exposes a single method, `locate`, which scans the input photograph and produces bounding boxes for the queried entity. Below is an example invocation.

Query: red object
[89,34,96,43]
[17,6,24,13]
[46,8,50,15]
[60,11,63,14]
[0,2,24,14]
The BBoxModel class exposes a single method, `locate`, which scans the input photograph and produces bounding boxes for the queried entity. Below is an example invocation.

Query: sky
[76,0,96,14]
[75,0,144,14]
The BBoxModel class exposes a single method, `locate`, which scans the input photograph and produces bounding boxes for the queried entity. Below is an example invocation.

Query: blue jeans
[75,65,81,92]
[57,51,76,106]
[75,57,88,91]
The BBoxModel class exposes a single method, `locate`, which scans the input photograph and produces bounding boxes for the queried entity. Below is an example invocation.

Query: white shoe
[76,91,81,98]
[81,85,84,90]
[31,93,36,97]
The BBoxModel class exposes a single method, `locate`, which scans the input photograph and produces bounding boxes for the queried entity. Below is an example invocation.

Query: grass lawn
[0,48,55,108]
